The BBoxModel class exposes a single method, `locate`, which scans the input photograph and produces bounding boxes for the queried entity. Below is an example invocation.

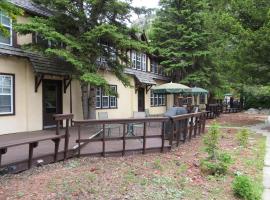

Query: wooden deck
[0,112,208,174]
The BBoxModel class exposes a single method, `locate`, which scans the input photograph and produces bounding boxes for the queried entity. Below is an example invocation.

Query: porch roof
[0,45,74,77]
[9,0,52,17]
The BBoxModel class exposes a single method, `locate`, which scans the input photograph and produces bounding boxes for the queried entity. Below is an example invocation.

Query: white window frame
[96,87,101,108]
[96,85,118,109]
[142,53,147,71]
[109,85,117,108]
[131,50,137,69]
[0,74,14,115]
[0,11,12,46]
[200,94,206,104]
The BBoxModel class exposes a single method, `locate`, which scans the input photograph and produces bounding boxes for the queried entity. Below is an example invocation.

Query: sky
[131,0,159,8]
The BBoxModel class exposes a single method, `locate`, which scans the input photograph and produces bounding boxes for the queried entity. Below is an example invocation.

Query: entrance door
[138,87,145,112]
[43,80,63,128]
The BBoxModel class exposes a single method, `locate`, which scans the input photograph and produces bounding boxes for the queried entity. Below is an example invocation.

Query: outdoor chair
[98,112,121,136]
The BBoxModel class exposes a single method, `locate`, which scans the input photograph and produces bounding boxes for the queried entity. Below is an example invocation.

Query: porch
[0,112,207,174]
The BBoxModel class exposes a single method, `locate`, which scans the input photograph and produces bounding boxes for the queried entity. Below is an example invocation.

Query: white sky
[131,0,159,8]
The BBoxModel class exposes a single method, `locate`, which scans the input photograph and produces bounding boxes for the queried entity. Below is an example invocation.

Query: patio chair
[98,112,121,136]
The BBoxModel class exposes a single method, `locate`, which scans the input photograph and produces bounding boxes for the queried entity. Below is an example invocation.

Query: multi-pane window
[200,94,206,104]
[131,51,147,71]
[151,60,166,76]
[0,74,14,115]
[150,91,165,107]
[96,85,117,109]
[97,45,117,65]
[0,11,12,46]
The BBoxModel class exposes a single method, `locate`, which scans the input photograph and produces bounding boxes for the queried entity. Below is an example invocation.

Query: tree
[0,0,23,36]
[150,0,209,82]
[15,0,147,119]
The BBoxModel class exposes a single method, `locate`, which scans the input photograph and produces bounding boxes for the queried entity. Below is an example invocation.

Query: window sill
[0,113,15,116]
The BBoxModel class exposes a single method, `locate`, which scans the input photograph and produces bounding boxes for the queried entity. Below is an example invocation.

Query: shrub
[236,129,250,147]
[203,122,220,159]
[232,175,262,200]
[200,153,232,175]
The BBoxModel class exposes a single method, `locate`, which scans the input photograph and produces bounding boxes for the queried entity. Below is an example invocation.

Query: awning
[191,87,209,95]
[152,82,191,94]
[134,71,156,85]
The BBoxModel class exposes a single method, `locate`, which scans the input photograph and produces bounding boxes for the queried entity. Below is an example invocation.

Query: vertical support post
[0,148,7,167]
[194,116,198,137]
[183,118,188,142]
[161,121,165,152]
[143,122,146,154]
[122,124,126,156]
[176,120,180,147]
[202,113,206,133]
[102,124,105,157]
[198,115,202,135]
[189,116,194,140]
[169,120,174,146]
[56,120,60,135]
[52,138,60,162]
[78,125,81,158]
[64,119,70,160]
[28,142,38,169]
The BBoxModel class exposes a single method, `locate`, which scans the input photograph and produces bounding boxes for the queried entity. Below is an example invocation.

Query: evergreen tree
[15,0,147,119]
[150,0,209,82]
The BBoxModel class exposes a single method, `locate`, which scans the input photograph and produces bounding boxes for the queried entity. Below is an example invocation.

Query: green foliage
[232,175,262,200]
[243,85,270,108]
[150,0,209,82]
[203,122,220,159]
[200,153,232,175]
[236,129,250,147]
[200,123,232,175]
[0,0,23,36]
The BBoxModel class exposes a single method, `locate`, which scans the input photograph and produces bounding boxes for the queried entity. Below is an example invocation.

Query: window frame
[150,91,166,107]
[199,94,206,104]
[0,11,12,46]
[0,73,15,116]
[96,85,118,109]
[131,51,147,71]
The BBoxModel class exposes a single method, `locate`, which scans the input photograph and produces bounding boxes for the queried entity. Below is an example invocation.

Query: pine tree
[15,0,147,119]
[150,0,209,82]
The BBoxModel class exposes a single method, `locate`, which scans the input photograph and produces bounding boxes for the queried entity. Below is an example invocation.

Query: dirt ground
[0,112,268,200]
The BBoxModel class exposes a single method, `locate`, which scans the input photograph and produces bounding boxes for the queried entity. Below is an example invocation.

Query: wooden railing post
[161,121,165,152]
[28,142,38,169]
[176,120,180,147]
[169,120,174,146]
[102,124,106,157]
[143,122,146,154]
[0,148,7,167]
[52,138,60,162]
[183,118,188,142]
[189,116,194,140]
[78,124,81,158]
[64,118,70,160]
[122,124,126,156]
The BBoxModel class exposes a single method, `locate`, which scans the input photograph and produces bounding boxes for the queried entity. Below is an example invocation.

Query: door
[43,79,63,128]
[138,87,145,112]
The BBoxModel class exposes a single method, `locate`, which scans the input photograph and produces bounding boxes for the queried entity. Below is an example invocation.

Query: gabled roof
[0,45,74,76]
[9,0,52,17]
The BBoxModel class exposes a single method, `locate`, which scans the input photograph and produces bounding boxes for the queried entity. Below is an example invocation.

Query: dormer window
[131,50,147,71]
[0,11,12,46]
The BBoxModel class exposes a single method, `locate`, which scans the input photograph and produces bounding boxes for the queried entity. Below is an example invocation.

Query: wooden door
[43,79,63,128]
[138,87,145,112]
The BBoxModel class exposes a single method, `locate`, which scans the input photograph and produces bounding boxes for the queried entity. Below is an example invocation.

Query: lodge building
[0,0,207,135]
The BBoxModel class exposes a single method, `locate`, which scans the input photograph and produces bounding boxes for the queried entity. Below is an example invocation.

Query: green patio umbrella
[191,87,209,95]
[152,82,191,94]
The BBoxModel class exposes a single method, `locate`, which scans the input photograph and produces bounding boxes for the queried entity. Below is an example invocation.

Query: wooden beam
[35,75,43,92]
[146,85,153,94]
[64,78,72,94]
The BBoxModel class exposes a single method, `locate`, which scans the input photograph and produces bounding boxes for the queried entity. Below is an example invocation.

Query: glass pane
[2,87,11,94]
[0,28,11,45]
[96,97,101,108]
[44,85,57,114]
[3,76,11,86]
[110,97,116,107]
[2,15,11,26]
[0,95,11,113]
[102,96,109,108]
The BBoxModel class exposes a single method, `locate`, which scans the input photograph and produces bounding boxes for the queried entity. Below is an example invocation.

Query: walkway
[249,118,270,200]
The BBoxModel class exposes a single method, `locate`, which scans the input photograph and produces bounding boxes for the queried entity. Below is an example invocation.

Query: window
[0,11,12,46]
[96,85,117,109]
[151,60,159,74]
[150,91,166,107]
[200,94,206,104]
[131,51,147,71]
[0,74,14,115]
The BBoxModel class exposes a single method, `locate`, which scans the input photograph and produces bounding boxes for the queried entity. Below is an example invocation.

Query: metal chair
[98,112,121,136]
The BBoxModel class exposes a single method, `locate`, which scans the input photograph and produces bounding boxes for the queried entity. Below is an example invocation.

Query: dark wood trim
[35,74,44,92]
[0,73,15,116]
[64,78,72,94]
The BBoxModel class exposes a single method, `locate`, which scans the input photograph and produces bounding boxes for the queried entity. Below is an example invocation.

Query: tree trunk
[81,83,89,119]
[88,86,97,119]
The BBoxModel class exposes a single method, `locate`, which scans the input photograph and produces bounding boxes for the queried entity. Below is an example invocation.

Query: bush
[236,129,250,147]
[203,122,220,159]
[232,175,262,200]
[200,153,232,175]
